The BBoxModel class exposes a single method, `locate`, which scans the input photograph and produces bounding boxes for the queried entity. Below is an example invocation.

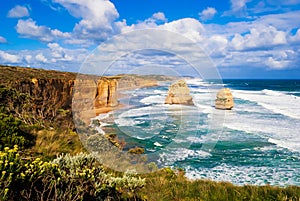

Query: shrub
[0,147,145,201]
[0,109,35,150]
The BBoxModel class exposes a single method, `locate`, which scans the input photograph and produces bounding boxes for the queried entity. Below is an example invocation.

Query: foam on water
[232,89,300,119]
[154,142,163,147]
[90,112,113,135]
[159,148,211,165]
[140,95,165,105]
[185,164,300,186]
[223,115,300,152]
[268,138,300,152]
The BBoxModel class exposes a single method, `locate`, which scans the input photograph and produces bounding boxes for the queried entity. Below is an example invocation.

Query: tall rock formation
[95,77,119,107]
[72,76,121,124]
[215,88,234,110]
[165,80,194,105]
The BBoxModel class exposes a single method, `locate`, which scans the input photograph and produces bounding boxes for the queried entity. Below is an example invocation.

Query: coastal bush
[0,108,35,150]
[0,147,145,200]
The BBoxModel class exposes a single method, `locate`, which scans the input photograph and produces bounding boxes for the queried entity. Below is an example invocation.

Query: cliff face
[165,80,194,105]
[0,66,120,127]
[72,77,120,123]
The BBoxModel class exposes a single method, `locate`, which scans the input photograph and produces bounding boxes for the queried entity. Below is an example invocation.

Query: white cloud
[265,57,290,69]
[24,55,32,63]
[35,53,48,63]
[160,18,205,42]
[266,0,300,6]
[223,0,250,16]
[199,7,217,21]
[16,18,70,42]
[122,12,168,31]
[231,0,248,11]
[7,5,29,18]
[53,0,119,41]
[264,49,296,69]
[257,11,300,30]
[47,43,73,61]
[151,12,167,22]
[0,51,21,63]
[205,35,228,56]
[0,36,7,43]
[230,25,287,50]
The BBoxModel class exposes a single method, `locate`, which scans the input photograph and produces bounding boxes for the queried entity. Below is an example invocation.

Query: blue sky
[0,0,300,78]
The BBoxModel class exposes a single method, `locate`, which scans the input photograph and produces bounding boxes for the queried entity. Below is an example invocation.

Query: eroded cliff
[0,66,120,127]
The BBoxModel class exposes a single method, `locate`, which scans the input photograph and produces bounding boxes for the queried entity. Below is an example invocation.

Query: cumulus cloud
[53,0,119,41]
[199,7,217,21]
[35,53,48,63]
[0,36,7,43]
[16,18,71,42]
[160,18,205,42]
[230,25,287,51]
[0,51,21,63]
[47,43,73,61]
[151,12,168,22]
[7,5,29,18]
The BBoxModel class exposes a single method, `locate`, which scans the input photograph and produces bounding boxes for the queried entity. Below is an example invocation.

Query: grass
[139,168,300,201]
[28,128,84,160]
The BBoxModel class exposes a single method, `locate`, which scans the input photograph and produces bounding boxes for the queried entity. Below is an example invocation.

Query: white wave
[114,117,137,127]
[184,164,300,186]
[153,89,167,94]
[186,78,224,88]
[223,109,300,152]
[140,95,165,105]
[154,142,163,147]
[90,112,113,135]
[159,148,211,165]
[95,127,105,135]
[185,78,203,85]
[268,138,300,152]
[232,89,300,119]
[91,112,111,121]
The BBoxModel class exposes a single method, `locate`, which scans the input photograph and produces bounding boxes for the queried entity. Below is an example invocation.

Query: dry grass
[28,129,84,160]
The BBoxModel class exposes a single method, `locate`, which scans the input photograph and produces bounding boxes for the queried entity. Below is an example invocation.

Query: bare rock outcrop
[215,88,234,110]
[165,80,194,105]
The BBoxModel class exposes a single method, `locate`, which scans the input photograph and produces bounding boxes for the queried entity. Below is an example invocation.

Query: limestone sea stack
[165,80,194,105]
[215,88,234,110]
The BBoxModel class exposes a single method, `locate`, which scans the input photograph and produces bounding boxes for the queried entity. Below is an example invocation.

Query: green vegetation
[0,147,145,200]
[0,107,35,150]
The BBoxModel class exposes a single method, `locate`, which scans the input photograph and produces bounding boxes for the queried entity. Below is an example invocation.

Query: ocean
[94,79,300,186]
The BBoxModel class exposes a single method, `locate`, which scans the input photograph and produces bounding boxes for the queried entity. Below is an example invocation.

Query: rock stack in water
[165,80,194,105]
[215,88,234,110]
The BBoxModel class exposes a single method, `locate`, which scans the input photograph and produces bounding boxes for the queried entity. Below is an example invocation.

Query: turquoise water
[96,79,300,186]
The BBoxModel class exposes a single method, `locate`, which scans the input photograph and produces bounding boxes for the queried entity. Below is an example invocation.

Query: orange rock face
[165,80,194,105]
[215,88,234,110]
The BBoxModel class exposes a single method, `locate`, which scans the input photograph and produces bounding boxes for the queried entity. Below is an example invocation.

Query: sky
[0,0,300,79]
